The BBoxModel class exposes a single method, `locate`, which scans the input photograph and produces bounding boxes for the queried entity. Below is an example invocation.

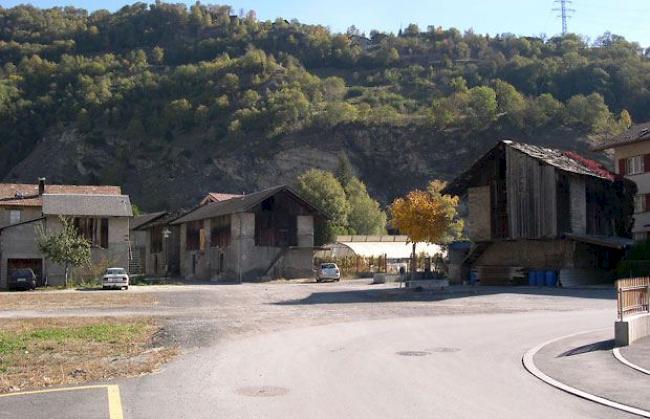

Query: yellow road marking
[0,384,109,398]
[107,385,124,419]
[0,384,125,419]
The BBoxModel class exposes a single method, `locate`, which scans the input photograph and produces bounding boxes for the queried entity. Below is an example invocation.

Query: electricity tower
[553,0,574,35]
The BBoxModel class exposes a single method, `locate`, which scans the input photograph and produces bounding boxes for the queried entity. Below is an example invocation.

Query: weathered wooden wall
[467,186,491,241]
[569,176,587,234]
[506,147,557,239]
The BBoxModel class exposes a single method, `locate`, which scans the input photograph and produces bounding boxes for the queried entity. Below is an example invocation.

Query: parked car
[102,267,129,290]
[8,269,37,291]
[316,263,341,282]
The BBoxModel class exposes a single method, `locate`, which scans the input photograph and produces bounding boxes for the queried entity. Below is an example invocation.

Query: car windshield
[106,268,126,275]
[11,269,32,278]
[321,264,336,269]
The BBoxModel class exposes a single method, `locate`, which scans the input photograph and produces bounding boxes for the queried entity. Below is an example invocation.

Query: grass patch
[0,317,177,393]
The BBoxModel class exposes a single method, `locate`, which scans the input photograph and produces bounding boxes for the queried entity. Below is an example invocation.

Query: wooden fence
[616,277,650,320]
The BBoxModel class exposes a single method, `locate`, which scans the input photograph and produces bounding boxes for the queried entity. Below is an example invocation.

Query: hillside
[1,3,648,209]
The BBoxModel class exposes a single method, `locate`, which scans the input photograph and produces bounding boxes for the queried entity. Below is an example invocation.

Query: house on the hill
[0,179,132,288]
[592,122,650,241]
[443,140,636,286]
[171,185,325,281]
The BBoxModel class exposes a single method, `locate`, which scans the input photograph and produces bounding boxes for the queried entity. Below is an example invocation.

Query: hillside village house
[593,122,650,241]
[0,179,132,288]
[171,185,324,281]
[443,140,636,286]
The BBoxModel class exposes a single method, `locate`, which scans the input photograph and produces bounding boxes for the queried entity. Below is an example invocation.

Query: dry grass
[0,317,177,393]
[0,292,158,310]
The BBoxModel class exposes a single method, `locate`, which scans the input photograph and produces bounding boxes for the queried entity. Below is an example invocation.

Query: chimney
[38,177,46,195]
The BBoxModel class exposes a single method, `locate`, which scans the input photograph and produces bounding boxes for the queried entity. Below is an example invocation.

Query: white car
[102,267,129,290]
[316,263,341,282]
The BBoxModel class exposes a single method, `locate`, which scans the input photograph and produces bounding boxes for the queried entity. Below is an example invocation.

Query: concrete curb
[522,328,650,418]
[613,347,650,375]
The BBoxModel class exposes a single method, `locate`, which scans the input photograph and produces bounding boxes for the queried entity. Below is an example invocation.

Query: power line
[553,0,575,35]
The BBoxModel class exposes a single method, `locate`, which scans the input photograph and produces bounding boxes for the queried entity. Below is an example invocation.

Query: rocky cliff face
[4,123,605,211]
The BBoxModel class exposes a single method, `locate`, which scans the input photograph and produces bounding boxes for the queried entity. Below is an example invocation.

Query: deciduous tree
[36,216,91,288]
[389,180,463,280]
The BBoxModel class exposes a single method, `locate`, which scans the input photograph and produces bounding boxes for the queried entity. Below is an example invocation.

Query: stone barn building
[443,140,636,286]
[171,185,324,281]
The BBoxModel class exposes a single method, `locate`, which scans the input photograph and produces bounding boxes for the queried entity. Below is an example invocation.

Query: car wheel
[123,286,128,290]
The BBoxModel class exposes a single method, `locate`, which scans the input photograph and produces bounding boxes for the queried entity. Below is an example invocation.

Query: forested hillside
[1,3,649,209]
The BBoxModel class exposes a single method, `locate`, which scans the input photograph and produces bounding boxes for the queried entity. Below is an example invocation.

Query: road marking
[107,385,124,419]
[0,384,125,419]
[613,347,650,375]
[523,328,650,418]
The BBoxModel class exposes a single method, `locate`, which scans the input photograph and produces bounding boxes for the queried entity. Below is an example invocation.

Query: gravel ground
[0,280,618,350]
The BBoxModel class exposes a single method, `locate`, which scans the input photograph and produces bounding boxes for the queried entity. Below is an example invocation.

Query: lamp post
[163,227,171,279]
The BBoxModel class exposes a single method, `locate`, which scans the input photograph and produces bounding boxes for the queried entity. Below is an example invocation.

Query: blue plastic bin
[527,271,536,286]
[535,271,545,286]
[544,271,557,287]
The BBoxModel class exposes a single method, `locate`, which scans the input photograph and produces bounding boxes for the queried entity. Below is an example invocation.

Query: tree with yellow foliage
[389,180,463,281]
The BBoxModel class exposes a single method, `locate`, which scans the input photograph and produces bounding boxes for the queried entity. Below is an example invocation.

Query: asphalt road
[0,283,636,418]
[117,311,631,418]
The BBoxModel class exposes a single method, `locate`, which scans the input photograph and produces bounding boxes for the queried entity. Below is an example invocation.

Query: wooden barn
[443,140,636,286]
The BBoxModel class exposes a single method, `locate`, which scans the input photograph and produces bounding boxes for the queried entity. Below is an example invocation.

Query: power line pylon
[553,0,575,35]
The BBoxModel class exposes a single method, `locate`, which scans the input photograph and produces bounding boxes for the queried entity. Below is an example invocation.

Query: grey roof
[444,140,615,196]
[134,210,186,231]
[42,194,133,217]
[592,122,650,151]
[505,140,613,180]
[171,185,323,224]
[131,211,167,230]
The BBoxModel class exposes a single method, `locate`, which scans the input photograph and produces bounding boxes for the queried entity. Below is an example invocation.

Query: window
[210,215,231,248]
[634,231,647,241]
[626,156,644,175]
[74,217,109,248]
[635,195,646,213]
[9,210,21,225]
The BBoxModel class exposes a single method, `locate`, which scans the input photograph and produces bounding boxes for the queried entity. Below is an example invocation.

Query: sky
[3,0,650,47]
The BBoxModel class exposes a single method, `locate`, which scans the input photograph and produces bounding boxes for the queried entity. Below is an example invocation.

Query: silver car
[102,267,129,290]
[316,263,341,282]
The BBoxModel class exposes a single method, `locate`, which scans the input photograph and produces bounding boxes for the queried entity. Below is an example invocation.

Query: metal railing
[617,277,650,320]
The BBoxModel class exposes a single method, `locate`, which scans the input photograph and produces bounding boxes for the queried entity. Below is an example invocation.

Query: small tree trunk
[64,264,69,288]
[410,242,417,282]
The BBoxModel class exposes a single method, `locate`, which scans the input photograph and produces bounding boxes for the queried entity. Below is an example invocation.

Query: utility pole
[553,0,574,36]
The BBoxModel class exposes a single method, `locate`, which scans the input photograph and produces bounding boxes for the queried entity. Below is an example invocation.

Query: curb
[522,328,650,418]
[613,347,650,375]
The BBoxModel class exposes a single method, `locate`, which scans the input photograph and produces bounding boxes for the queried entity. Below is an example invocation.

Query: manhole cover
[236,386,289,397]
[396,351,431,357]
[428,347,461,353]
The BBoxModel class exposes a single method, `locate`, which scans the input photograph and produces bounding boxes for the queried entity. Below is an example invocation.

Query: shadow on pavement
[558,339,615,357]
[272,286,617,306]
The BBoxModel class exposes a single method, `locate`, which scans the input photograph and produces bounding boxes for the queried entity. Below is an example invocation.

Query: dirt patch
[0,317,177,393]
[0,291,158,310]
